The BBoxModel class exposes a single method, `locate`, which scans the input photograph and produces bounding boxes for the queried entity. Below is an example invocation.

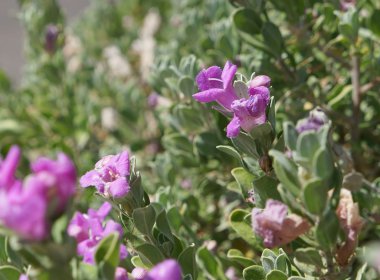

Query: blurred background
[0,0,88,84]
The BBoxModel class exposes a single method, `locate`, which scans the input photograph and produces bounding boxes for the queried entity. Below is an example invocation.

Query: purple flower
[115,267,129,280]
[193,62,271,138]
[144,259,182,280]
[68,202,128,265]
[147,92,159,108]
[19,275,29,280]
[227,89,270,137]
[29,153,77,212]
[252,199,310,248]
[80,151,130,198]
[296,109,328,133]
[0,146,76,240]
[45,24,59,54]
[193,61,238,110]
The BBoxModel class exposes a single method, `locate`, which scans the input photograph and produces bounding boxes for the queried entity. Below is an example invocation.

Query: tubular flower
[335,189,363,265]
[0,146,76,240]
[193,61,271,138]
[80,151,130,198]
[252,199,310,248]
[68,202,128,265]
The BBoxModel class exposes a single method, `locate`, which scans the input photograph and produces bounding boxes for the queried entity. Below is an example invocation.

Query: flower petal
[108,177,130,198]
[79,170,102,188]
[250,75,271,88]
[226,116,241,138]
[192,88,225,103]
[221,61,237,89]
[114,151,130,177]
[196,66,222,91]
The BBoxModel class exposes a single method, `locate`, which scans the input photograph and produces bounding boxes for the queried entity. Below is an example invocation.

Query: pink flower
[252,199,310,248]
[335,189,363,265]
[0,146,76,240]
[193,62,271,138]
[68,202,128,265]
[80,151,130,198]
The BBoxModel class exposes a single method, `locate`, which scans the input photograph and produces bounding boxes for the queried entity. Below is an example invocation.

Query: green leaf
[229,209,261,249]
[303,178,327,215]
[227,249,255,267]
[266,270,287,280]
[156,210,174,242]
[269,150,301,196]
[231,167,255,198]
[275,254,288,274]
[369,10,380,37]
[171,235,185,259]
[0,236,7,264]
[316,209,340,249]
[296,131,320,160]
[197,247,227,280]
[178,245,197,280]
[262,22,284,57]
[283,122,297,150]
[233,8,262,35]
[94,233,120,280]
[288,277,307,280]
[231,132,259,159]
[216,35,235,59]
[339,8,359,42]
[179,76,196,96]
[216,145,244,165]
[78,262,98,280]
[194,132,221,157]
[0,266,20,280]
[312,148,334,180]
[294,248,324,268]
[173,105,205,133]
[261,256,274,273]
[243,265,265,280]
[135,243,165,267]
[133,205,156,237]
[252,175,281,208]
[131,256,149,270]
[167,207,182,232]
[249,122,272,141]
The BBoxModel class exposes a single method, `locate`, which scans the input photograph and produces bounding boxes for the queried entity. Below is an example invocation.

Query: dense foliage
[0,0,380,279]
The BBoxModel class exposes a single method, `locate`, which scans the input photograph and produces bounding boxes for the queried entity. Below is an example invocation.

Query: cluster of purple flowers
[67,202,128,265]
[193,61,271,138]
[0,146,76,240]
[80,151,130,198]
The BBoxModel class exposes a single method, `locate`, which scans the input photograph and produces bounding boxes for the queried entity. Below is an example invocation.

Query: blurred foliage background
[1,0,380,278]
